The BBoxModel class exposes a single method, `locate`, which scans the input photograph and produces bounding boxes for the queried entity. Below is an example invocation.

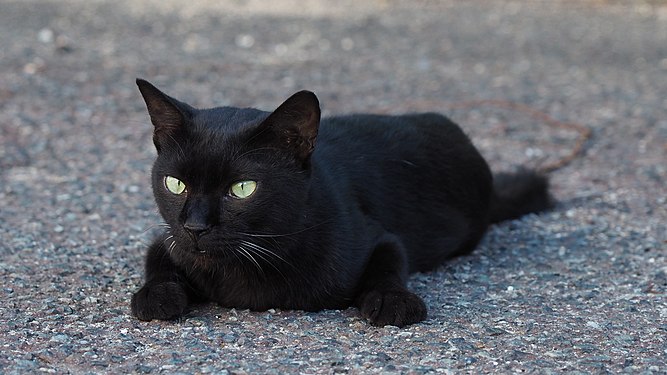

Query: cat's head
[136,79,320,267]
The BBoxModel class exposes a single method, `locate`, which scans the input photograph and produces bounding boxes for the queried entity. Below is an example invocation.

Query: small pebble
[38,28,54,43]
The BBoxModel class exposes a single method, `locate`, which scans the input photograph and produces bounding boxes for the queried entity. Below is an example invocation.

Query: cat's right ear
[136,78,191,153]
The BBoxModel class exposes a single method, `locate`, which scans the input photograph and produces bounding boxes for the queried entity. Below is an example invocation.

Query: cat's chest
[188,265,351,311]
[190,269,293,310]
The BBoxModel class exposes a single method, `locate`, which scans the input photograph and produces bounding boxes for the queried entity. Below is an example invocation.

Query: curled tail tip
[490,170,553,224]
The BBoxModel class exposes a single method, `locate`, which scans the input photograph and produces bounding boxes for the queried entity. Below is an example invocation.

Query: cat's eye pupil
[230,180,257,199]
[165,176,186,195]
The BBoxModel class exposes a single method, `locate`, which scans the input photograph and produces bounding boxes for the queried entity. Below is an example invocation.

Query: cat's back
[315,112,477,165]
[313,111,492,213]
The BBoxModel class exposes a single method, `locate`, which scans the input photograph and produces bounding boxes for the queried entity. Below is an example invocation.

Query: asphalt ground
[1,0,666,373]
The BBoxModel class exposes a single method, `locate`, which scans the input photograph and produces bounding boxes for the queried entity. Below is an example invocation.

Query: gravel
[1,0,666,373]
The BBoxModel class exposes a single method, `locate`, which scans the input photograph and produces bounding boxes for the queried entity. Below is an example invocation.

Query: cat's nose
[183,222,211,238]
[183,196,214,239]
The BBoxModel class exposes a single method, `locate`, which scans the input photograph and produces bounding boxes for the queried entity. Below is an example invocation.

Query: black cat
[131,79,551,327]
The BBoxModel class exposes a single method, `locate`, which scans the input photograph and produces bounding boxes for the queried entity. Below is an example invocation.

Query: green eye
[164,176,186,195]
[230,180,257,199]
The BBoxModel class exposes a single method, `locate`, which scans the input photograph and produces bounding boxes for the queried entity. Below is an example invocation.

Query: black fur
[131,79,552,327]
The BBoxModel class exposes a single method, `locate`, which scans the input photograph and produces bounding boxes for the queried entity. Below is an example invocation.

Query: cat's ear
[136,78,191,153]
[256,90,321,166]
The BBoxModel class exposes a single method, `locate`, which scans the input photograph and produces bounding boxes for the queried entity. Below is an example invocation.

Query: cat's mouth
[175,233,230,258]
[189,242,208,254]
[186,246,205,254]
[185,246,211,257]
[179,232,209,254]
[178,237,209,255]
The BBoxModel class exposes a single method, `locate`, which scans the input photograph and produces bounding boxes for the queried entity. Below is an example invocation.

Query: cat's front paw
[358,288,427,327]
[131,281,188,321]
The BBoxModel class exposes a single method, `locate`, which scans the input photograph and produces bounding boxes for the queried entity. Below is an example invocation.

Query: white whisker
[241,240,295,270]
[238,246,265,277]
[238,220,331,239]
[242,242,290,282]
[142,222,172,236]
[165,132,186,160]
[168,240,176,255]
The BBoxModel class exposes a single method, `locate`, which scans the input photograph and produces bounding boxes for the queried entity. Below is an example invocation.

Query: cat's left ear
[256,90,321,166]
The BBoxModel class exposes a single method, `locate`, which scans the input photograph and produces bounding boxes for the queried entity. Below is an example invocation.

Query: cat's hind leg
[354,233,427,327]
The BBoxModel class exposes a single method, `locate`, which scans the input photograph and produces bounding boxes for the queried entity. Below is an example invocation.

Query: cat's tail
[489,170,553,224]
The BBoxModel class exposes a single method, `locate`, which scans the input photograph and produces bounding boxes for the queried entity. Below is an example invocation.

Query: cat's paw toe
[131,281,188,321]
[358,288,427,327]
